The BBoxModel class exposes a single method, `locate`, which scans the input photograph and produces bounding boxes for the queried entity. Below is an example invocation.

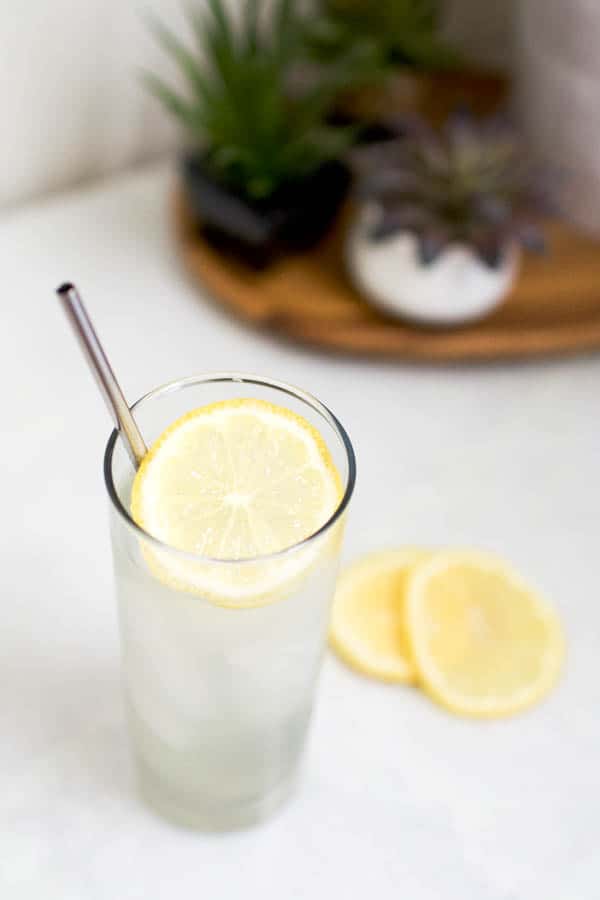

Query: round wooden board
[174,190,600,362]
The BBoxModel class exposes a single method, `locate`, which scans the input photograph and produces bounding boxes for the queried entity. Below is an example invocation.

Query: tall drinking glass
[104,374,355,830]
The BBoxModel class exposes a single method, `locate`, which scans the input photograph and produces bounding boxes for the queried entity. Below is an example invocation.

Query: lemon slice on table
[405,550,565,718]
[131,398,342,607]
[330,549,431,683]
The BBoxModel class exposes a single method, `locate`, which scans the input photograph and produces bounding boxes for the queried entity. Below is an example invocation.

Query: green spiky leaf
[306,0,459,78]
[145,0,358,200]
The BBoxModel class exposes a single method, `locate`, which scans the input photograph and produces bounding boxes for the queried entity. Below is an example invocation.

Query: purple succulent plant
[351,112,555,268]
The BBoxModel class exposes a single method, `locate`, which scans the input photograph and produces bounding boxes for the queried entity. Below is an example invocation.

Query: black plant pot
[181,155,351,268]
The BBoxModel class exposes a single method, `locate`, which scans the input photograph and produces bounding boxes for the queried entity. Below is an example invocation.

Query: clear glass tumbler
[104,373,355,830]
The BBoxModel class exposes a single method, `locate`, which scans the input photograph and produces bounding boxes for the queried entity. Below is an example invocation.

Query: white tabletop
[2,163,599,900]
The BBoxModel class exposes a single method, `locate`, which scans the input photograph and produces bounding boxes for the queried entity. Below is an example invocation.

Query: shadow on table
[2,643,135,812]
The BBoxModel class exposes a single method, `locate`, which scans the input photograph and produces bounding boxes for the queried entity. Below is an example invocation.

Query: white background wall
[1,0,515,209]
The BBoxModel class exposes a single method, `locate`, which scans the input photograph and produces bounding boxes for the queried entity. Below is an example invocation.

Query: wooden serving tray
[174,191,600,362]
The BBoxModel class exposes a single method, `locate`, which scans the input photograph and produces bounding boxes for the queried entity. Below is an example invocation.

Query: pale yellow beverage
[105,374,355,830]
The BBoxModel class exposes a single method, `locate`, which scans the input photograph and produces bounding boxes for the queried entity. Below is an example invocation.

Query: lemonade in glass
[104,373,355,830]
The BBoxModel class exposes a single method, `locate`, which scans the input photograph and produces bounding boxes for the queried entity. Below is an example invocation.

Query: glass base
[138,763,297,832]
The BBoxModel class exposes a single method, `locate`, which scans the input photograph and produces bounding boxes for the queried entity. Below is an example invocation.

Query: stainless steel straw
[56,282,147,468]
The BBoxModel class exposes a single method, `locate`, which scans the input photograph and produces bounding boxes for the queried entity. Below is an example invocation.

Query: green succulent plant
[307,0,459,78]
[353,113,552,267]
[145,0,356,202]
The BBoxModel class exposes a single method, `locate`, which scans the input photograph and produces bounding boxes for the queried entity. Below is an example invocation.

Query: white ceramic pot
[347,207,519,327]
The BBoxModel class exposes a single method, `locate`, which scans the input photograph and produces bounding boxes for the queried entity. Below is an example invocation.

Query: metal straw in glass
[56,282,147,468]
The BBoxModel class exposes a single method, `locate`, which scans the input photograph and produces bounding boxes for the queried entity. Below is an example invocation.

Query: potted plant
[306,0,501,130]
[347,114,550,326]
[308,0,458,75]
[146,0,355,267]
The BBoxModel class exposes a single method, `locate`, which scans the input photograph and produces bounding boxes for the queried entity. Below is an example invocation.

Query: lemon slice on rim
[330,549,430,683]
[131,398,343,607]
[405,550,565,718]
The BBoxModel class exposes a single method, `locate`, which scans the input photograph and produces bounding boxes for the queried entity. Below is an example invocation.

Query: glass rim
[103,372,356,566]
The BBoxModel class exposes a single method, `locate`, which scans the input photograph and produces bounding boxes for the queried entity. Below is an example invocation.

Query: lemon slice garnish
[131,398,342,607]
[330,549,430,683]
[405,550,565,718]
